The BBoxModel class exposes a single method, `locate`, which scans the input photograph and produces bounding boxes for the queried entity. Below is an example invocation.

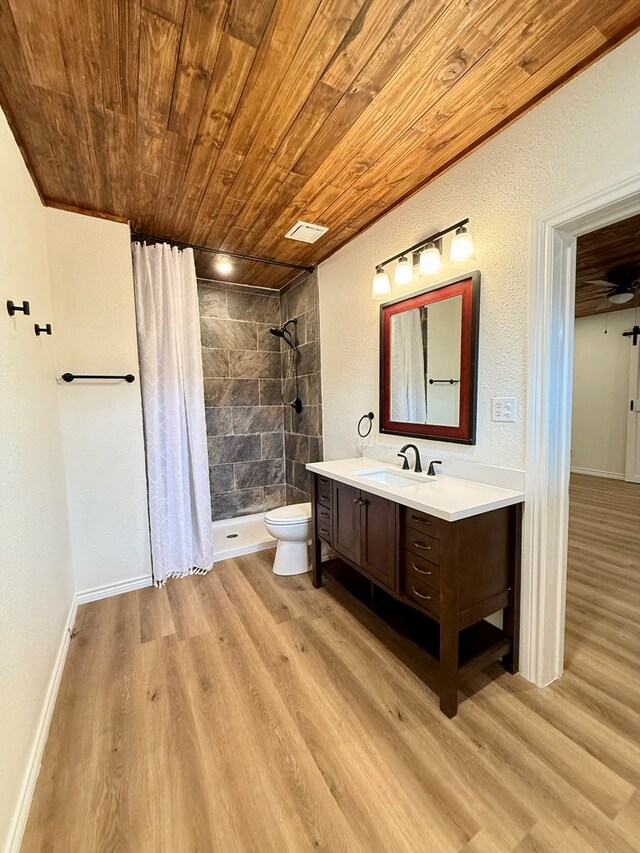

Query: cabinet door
[360,492,397,588]
[332,481,361,564]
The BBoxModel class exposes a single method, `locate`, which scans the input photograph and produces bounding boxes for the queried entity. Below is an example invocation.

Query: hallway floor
[22,476,640,852]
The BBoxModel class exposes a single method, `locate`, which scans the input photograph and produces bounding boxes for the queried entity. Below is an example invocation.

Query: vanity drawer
[405,530,441,564]
[317,475,332,507]
[315,504,332,542]
[402,575,440,618]
[404,508,445,539]
[402,550,441,590]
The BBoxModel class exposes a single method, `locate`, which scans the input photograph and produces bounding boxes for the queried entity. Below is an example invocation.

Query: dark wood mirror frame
[380,271,480,444]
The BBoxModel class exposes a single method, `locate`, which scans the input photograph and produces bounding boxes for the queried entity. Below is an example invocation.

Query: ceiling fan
[585,265,640,306]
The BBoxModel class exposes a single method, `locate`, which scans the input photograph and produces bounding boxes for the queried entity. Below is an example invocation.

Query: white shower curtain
[391,309,427,422]
[132,242,214,585]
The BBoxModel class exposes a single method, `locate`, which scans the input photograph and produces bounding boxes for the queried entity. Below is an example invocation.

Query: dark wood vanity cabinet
[311,473,521,718]
[331,479,398,587]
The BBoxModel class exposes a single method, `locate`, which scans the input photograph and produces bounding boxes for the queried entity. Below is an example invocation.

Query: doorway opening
[523,174,640,687]
[565,216,640,699]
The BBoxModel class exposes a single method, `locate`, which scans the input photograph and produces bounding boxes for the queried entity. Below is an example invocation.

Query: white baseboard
[570,466,624,480]
[7,595,78,853]
[76,573,152,605]
[7,572,152,851]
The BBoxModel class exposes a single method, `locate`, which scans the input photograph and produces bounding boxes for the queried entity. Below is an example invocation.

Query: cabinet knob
[412,540,431,551]
[411,562,431,576]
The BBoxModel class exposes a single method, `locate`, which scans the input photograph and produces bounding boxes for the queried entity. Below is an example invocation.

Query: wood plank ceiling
[1,0,639,288]
[575,214,640,319]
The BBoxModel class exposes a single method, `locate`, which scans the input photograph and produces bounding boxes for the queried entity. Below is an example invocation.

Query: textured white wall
[572,308,638,477]
[318,34,640,470]
[0,111,74,849]
[45,209,152,594]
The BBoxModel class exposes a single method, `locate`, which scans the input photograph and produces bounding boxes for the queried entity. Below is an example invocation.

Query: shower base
[212,511,276,560]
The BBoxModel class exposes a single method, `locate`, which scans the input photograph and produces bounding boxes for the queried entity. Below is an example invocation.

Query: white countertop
[306,457,525,522]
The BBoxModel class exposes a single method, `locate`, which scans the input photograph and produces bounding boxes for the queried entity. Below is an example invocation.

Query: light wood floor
[22,475,640,852]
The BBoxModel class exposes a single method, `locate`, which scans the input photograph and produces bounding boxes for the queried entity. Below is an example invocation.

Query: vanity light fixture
[419,241,442,275]
[449,225,475,262]
[372,265,392,298]
[394,255,414,287]
[372,218,471,300]
[215,255,233,275]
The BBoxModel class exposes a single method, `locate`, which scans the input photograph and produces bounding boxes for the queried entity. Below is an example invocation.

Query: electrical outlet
[492,397,517,422]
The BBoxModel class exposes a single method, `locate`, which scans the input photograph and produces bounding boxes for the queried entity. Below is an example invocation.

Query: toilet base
[272,540,311,576]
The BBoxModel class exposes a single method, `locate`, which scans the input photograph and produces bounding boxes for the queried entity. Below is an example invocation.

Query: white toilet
[264,502,312,576]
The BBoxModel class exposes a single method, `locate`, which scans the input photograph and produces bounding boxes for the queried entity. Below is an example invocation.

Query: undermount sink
[356,468,428,488]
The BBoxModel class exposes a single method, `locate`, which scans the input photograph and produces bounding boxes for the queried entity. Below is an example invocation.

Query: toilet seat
[264,502,311,526]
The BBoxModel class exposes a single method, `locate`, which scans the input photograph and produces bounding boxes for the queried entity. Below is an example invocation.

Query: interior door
[625,337,640,483]
[332,481,361,564]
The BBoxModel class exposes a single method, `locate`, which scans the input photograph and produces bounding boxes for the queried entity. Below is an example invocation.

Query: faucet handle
[397,452,410,470]
[427,460,443,476]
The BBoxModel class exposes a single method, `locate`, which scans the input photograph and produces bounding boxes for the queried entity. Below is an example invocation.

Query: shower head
[269,318,297,349]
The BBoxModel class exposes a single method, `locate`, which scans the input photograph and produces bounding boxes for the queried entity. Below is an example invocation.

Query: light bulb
[419,242,442,275]
[449,226,475,262]
[394,255,414,287]
[215,255,233,275]
[372,266,391,298]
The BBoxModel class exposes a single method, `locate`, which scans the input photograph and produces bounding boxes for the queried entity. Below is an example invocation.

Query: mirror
[380,272,480,444]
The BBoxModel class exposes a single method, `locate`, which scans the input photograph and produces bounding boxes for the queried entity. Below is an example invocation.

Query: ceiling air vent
[284,221,329,243]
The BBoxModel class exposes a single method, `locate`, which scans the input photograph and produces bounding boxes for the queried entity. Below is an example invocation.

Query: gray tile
[204,378,260,407]
[283,404,293,434]
[304,305,319,343]
[286,457,295,485]
[235,458,284,489]
[205,407,233,435]
[201,348,229,378]
[259,379,283,406]
[291,404,320,437]
[293,460,311,494]
[258,324,281,351]
[201,317,257,351]
[230,350,281,379]
[198,285,227,318]
[286,484,309,506]
[209,464,234,494]
[207,434,261,464]
[282,376,297,403]
[284,275,317,318]
[261,432,284,460]
[227,289,280,324]
[297,341,318,376]
[212,488,264,521]
[285,432,309,463]
[233,406,283,434]
[303,372,322,406]
[308,436,323,462]
[264,484,286,511]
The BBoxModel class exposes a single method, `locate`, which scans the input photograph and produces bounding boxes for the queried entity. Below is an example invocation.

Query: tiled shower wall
[281,271,323,505]
[198,273,322,520]
[198,281,285,520]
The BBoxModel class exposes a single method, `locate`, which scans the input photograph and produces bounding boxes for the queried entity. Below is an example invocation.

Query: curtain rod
[131,231,315,273]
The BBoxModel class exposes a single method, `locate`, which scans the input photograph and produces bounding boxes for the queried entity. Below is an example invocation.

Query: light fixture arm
[377,218,469,269]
